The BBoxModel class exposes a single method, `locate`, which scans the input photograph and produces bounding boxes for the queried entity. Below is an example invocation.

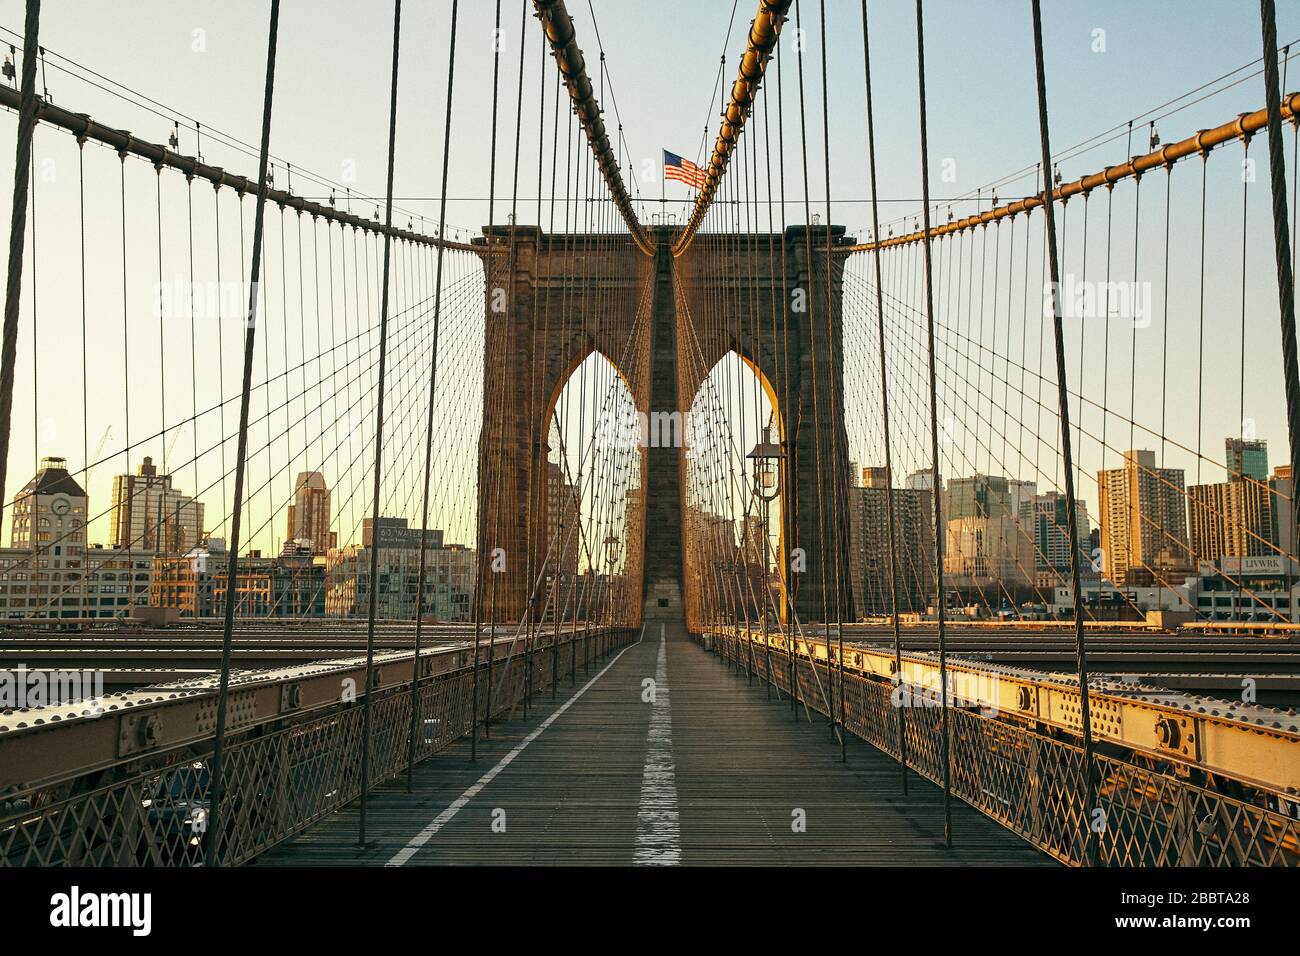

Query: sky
[8,1,1298,238]
[1,0,1298,559]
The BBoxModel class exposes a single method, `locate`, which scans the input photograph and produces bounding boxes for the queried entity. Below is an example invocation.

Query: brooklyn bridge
[0,0,1297,872]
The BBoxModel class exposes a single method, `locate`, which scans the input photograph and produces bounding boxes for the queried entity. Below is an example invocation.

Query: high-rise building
[1188,480,1274,563]
[286,471,336,553]
[1270,465,1295,558]
[1020,491,1090,589]
[546,461,581,578]
[1097,450,1191,586]
[849,466,935,615]
[862,466,889,487]
[1226,438,1269,481]
[941,475,1036,590]
[945,474,1012,520]
[684,506,737,563]
[622,485,644,574]
[944,515,1035,588]
[905,468,935,491]
[740,512,768,570]
[737,511,775,612]
[1008,479,1038,528]
[109,456,204,554]
[679,503,737,625]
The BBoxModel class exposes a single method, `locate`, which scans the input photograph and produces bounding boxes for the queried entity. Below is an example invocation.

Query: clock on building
[50,496,71,517]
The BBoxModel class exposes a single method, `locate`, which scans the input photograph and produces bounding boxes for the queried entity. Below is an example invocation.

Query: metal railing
[0,626,636,866]
[707,630,1300,866]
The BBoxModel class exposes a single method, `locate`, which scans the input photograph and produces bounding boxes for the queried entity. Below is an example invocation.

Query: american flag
[664,150,708,190]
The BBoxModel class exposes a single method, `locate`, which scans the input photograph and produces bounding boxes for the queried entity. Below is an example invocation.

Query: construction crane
[83,425,111,483]
[163,424,186,470]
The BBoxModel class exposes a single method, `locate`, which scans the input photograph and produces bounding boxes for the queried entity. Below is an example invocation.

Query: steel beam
[729,626,1300,797]
[0,627,608,794]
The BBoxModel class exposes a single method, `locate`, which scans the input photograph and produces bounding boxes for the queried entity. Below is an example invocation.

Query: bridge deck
[263,625,1049,866]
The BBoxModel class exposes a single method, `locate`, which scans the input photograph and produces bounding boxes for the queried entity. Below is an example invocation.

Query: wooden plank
[262,627,1048,866]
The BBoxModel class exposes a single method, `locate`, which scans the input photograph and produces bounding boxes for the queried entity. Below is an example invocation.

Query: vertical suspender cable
[792,0,832,731]
[206,0,281,867]
[0,0,39,532]
[1260,0,1300,567]
[357,0,404,847]
[817,0,847,761]
[912,0,953,849]
[408,0,461,791]
[475,0,504,756]
[775,38,799,717]
[523,28,545,709]
[78,137,89,615]
[859,0,908,794]
[1029,0,1098,866]
[488,0,527,717]
[508,0,532,715]
[545,68,560,699]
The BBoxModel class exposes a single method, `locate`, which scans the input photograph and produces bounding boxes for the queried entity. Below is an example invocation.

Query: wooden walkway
[262,624,1049,866]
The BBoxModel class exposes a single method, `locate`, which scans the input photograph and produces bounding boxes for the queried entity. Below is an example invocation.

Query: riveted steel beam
[727,625,1300,797]
[0,625,619,794]
[673,0,793,257]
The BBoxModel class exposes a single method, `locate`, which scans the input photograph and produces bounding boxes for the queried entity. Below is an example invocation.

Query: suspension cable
[532,0,651,255]
[1030,0,1099,866]
[674,0,792,256]
[913,0,954,850]
[206,0,282,868]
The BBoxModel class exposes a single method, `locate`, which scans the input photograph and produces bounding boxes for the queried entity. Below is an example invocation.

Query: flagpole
[661,148,666,223]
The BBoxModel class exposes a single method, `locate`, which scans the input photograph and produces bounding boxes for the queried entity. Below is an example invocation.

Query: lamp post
[747,437,785,693]
[602,534,620,658]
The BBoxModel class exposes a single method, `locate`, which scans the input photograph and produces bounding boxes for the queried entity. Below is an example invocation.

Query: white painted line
[634,623,680,865]
[386,625,644,866]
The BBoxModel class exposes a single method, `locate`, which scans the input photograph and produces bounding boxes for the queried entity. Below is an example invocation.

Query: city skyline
[0,453,483,621]
[1,2,1298,566]
[1,0,1298,887]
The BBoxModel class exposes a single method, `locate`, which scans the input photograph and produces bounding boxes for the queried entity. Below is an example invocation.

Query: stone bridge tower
[476,225,854,628]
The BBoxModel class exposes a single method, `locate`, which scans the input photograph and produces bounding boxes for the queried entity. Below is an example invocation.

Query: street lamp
[746,438,785,629]
[602,534,620,622]
[747,440,783,504]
